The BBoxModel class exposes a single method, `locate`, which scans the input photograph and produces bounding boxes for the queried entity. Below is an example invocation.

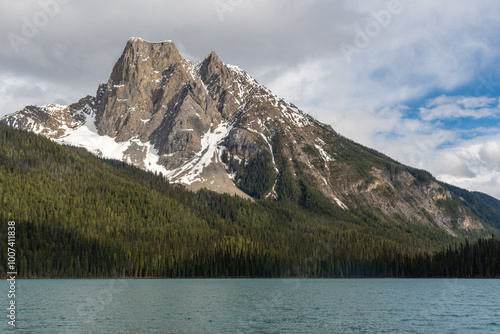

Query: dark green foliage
[403,236,500,278]
[302,144,325,170]
[375,185,396,199]
[272,132,297,201]
[238,151,276,199]
[0,125,498,278]
[222,148,276,199]
[407,167,434,185]
[301,144,319,157]
[474,192,500,212]
[299,180,339,217]
[385,163,405,182]
[277,167,295,201]
[329,137,381,183]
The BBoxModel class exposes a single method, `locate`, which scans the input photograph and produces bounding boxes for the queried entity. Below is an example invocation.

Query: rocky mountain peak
[197,51,224,80]
[95,37,218,146]
[125,37,177,54]
[0,37,492,235]
[115,37,182,81]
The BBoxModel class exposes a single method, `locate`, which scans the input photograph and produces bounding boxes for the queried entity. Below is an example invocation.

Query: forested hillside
[445,184,500,229]
[0,125,498,278]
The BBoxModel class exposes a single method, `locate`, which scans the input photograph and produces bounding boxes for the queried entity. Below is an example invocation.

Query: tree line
[0,125,498,278]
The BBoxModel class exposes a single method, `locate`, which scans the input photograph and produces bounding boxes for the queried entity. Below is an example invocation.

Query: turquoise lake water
[1,279,499,333]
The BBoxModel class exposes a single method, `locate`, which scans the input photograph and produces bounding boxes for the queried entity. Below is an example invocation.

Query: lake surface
[1,279,499,333]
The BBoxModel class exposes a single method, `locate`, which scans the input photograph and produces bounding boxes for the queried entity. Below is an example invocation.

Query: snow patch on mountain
[128,37,173,44]
[165,121,232,185]
[334,197,348,210]
[54,110,170,177]
[314,144,334,163]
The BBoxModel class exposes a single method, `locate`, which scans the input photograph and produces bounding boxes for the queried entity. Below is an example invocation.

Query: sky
[1,0,500,199]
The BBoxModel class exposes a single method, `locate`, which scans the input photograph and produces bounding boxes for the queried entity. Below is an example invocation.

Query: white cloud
[419,96,500,121]
[435,134,500,198]
[478,140,500,167]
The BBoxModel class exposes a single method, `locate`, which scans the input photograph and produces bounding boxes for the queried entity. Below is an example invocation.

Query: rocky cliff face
[96,38,222,169]
[1,37,490,235]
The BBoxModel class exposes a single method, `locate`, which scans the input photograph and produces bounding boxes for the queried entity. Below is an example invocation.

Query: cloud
[435,134,500,198]
[479,140,500,167]
[419,96,500,121]
[0,71,89,115]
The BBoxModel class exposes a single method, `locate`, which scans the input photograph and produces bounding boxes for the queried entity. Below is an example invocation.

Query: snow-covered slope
[56,110,168,176]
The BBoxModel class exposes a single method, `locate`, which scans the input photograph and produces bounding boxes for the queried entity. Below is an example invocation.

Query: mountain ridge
[2,37,499,236]
[3,123,499,278]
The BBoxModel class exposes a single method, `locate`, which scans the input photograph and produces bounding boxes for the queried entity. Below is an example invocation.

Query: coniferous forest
[0,125,499,278]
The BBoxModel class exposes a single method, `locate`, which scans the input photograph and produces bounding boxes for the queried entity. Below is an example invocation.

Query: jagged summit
[96,36,196,143]
[127,37,174,44]
[1,37,493,235]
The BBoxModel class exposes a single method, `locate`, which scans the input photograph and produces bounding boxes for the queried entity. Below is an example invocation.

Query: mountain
[1,124,498,278]
[444,184,500,230]
[2,37,499,237]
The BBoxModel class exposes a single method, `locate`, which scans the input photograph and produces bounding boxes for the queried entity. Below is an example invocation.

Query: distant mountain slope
[444,184,500,230]
[1,37,499,237]
[474,191,500,213]
[1,125,497,278]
